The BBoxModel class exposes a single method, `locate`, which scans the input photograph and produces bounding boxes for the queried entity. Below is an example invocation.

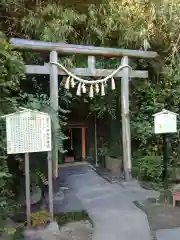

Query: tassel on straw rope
[65,76,70,89]
[89,84,94,98]
[111,77,116,90]
[76,83,82,96]
[101,82,105,96]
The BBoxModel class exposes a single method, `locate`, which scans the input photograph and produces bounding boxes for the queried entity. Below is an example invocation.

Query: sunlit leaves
[21,3,86,42]
[1,0,180,176]
[0,32,25,97]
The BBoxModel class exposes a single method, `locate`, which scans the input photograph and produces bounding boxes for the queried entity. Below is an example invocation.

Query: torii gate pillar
[121,56,131,181]
[50,51,59,178]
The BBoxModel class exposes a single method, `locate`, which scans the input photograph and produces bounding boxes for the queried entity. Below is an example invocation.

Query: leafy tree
[0,32,24,226]
[1,0,180,209]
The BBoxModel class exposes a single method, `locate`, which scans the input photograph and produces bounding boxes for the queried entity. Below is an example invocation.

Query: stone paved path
[60,165,159,240]
[156,228,180,240]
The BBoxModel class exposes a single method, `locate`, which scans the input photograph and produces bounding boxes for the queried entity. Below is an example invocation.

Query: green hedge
[132,155,180,184]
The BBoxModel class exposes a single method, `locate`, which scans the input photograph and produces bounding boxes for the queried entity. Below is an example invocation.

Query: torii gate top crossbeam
[10,38,158,59]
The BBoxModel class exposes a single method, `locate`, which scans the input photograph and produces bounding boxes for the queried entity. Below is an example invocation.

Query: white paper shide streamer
[71,78,75,88]
[89,84,94,98]
[76,83,81,96]
[82,83,86,93]
[65,76,70,89]
[101,83,105,96]
[111,77,116,90]
[95,83,99,94]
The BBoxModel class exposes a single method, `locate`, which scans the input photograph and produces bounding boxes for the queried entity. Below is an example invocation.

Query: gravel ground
[94,166,123,183]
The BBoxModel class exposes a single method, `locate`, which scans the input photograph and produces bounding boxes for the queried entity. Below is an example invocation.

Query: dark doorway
[63,128,82,162]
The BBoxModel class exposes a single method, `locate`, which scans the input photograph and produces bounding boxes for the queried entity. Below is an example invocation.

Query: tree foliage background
[1,0,180,223]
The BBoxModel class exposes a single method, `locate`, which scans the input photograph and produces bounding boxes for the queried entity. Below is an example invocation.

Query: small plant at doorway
[30,211,52,229]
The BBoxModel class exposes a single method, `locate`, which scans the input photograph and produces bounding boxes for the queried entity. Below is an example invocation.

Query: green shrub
[138,155,163,183]
[30,211,52,228]
[55,211,90,226]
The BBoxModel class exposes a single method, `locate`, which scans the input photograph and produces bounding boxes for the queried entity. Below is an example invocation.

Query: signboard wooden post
[1,108,53,226]
[153,109,178,191]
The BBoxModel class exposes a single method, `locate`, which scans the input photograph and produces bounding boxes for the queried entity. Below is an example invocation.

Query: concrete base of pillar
[124,169,132,182]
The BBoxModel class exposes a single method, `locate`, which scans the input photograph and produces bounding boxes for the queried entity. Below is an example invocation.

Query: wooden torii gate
[10,38,157,181]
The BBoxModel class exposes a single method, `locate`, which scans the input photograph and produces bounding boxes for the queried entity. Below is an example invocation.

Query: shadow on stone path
[59,164,159,240]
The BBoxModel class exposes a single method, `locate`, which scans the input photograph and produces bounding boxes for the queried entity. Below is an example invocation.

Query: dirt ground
[60,221,93,240]
[135,199,180,240]
[59,220,93,240]
[1,219,93,239]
